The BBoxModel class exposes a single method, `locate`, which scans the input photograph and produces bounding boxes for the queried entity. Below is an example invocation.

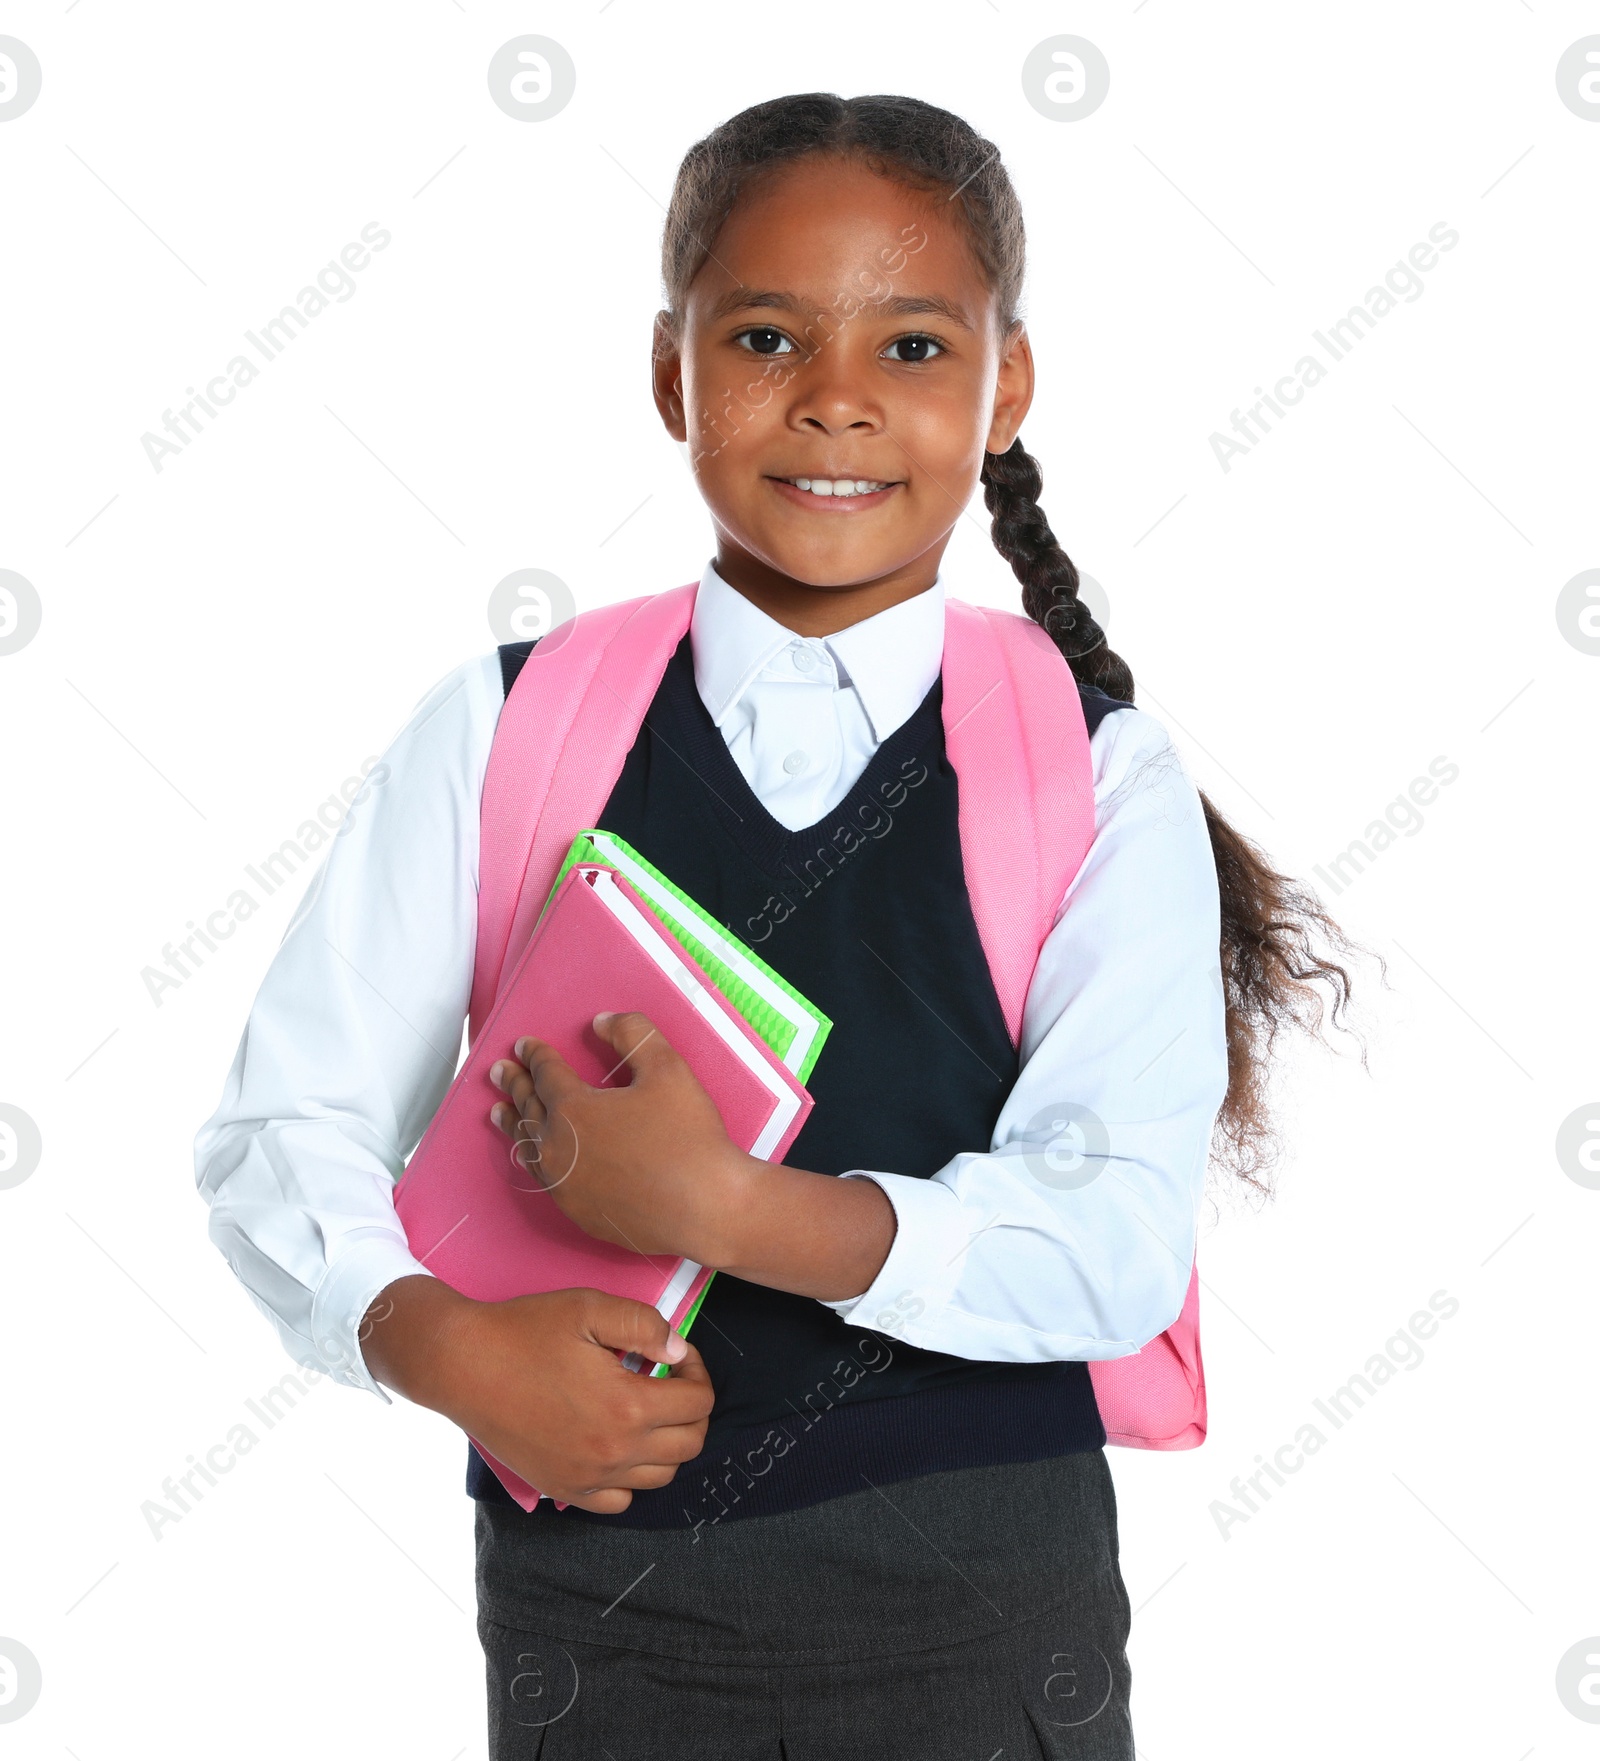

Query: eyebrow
[706,286,975,330]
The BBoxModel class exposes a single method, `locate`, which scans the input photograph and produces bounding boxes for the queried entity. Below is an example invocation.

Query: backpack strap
[939,600,1097,1046]
[941,604,1204,1450]
[468,582,697,1041]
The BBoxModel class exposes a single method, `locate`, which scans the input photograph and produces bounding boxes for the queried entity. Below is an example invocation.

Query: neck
[710,541,944,637]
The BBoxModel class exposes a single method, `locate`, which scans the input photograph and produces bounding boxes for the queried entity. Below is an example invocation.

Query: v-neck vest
[469,634,1126,1528]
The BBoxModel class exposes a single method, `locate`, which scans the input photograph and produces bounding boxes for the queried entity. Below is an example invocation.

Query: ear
[652,310,688,443]
[986,321,1035,455]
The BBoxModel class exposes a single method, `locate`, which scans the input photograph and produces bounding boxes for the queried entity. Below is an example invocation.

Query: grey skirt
[475,1446,1134,1760]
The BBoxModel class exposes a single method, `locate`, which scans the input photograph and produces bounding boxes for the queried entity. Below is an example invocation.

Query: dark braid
[659,94,1363,1191]
[980,440,1131,698]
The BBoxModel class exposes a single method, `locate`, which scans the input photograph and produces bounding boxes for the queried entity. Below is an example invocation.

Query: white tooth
[794,478,811,491]
[836,481,857,497]
[813,480,835,495]
[855,480,871,493]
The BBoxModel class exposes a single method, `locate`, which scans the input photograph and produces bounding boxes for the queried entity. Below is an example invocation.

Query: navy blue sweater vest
[468,630,1131,1529]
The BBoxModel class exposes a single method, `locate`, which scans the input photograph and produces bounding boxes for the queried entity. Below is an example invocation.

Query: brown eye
[883,334,944,363]
[736,326,793,356]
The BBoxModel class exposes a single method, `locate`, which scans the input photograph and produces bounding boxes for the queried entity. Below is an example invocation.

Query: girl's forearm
[700,1152,896,1301]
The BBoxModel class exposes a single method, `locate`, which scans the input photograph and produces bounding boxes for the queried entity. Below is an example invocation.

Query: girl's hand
[360,1275,715,1514]
[488,1011,754,1264]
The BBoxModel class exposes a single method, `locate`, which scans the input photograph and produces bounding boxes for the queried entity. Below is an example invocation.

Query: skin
[362,153,1036,1513]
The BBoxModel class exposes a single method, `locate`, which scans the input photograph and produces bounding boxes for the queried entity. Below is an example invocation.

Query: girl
[197,94,1353,1758]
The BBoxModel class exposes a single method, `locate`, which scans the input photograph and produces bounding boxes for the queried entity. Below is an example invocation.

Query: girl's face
[653,154,1033,617]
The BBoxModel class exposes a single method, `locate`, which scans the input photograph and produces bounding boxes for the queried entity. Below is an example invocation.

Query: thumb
[581,1291,689,1365]
[591,1010,677,1082]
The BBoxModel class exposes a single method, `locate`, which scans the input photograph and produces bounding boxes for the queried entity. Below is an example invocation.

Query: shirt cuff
[308,1232,438,1400]
[815,1170,972,1342]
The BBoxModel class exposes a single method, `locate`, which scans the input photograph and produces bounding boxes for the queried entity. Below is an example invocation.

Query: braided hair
[659,93,1359,1190]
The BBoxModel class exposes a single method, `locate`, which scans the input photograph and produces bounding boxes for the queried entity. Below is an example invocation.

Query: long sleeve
[817,704,1228,1362]
[193,654,504,1397]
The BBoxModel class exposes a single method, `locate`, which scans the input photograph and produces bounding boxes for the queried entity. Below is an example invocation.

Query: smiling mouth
[770,475,899,499]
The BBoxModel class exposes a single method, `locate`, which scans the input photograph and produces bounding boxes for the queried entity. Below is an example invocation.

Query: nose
[785,336,882,437]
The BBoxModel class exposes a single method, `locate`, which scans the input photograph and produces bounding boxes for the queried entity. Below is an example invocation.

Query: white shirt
[194,560,1228,1399]
[692,563,944,830]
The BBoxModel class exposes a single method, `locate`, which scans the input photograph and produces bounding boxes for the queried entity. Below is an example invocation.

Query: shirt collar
[689,558,946,743]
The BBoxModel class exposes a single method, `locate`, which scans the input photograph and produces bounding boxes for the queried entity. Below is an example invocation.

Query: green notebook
[540,828,833,1373]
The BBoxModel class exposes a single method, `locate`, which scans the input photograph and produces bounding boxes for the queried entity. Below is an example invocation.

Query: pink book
[394,862,813,1510]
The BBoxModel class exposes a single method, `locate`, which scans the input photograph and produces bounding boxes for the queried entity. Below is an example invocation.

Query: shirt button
[792,646,817,673]
[782,750,807,775]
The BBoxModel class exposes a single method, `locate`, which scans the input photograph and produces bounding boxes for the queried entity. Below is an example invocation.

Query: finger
[589,1459,696,1493]
[521,1111,578,1188]
[563,1461,691,1510]
[591,1011,680,1083]
[487,1054,526,1094]
[613,1417,711,1467]
[507,1116,544,1171]
[589,1011,683,1085]
[490,1061,546,1121]
[505,1134,549,1196]
[489,1097,539,1140]
[515,1037,590,1109]
[563,1486,634,1514]
[632,1344,717,1431]
[579,1291,692,1368]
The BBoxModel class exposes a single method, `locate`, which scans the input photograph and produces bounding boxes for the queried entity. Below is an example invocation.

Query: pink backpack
[470,580,1206,1451]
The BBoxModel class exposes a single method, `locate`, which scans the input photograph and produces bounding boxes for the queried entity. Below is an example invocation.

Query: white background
[2,2,1596,1756]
